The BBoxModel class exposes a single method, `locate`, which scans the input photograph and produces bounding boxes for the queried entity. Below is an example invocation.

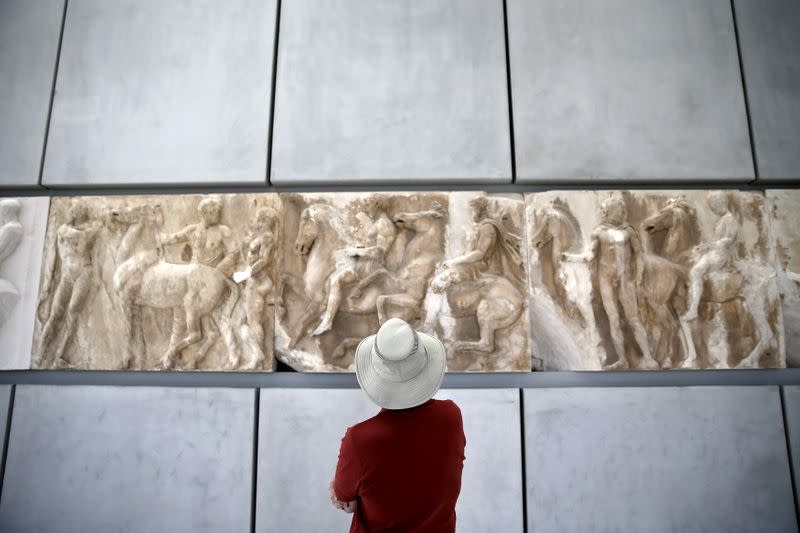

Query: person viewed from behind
[330,318,466,532]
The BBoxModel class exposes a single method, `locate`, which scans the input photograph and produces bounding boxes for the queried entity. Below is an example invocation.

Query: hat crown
[375,318,417,361]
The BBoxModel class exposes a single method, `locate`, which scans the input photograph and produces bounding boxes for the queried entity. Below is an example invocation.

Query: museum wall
[1,0,799,531]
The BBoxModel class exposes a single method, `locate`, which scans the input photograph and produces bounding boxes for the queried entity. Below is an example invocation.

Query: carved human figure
[312,196,397,336]
[36,200,102,367]
[426,197,526,354]
[233,208,279,367]
[681,191,739,323]
[161,197,237,275]
[563,195,658,369]
[0,199,24,326]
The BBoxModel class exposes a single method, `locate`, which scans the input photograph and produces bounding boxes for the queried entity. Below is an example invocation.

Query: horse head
[531,201,580,251]
[393,201,446,231]
[642,197,691,234]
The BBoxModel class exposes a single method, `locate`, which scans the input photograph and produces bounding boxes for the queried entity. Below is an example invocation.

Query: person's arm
[445,224,494,268]
[563,232,599,263]
[331,428,360,512]
[160,224,194,246]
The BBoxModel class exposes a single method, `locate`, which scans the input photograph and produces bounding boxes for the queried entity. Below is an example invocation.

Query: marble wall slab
[32,194,281,371]
[277,192,530,372]
[767,190,800,367]
[257,388,522,533]
[507,0,753,182]
[524,387,797,532]
[0,0,64,186]
[0,197,49,369]
[41,0,276,186]
[734,0,800,181]
[270,0,511,185]
[782,386,800,512]
[525,190,783,370]
[0,386,254,533]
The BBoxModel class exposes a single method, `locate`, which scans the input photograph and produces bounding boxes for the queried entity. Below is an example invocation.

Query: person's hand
[329,480,356,514]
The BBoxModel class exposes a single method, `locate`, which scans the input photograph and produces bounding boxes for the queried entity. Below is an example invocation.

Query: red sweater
[334,399,466,533]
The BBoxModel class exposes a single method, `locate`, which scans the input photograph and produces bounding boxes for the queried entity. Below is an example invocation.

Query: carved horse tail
[221,277,240,318]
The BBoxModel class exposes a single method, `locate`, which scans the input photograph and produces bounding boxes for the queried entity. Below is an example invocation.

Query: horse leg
[313,268,356,337]
[160,309,202,369]
[332,337,362,361]
[187,314,219,370]
[289,301,321,348]
[377,293,421,325]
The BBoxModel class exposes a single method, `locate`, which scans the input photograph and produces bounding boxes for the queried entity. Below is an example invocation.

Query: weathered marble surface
[0,197,49,369]
[508,0,752,182]
[767,190,800,367]
[734,0,800,181]
[0,0,64,186]
[278,192,530,372]
[0,385,254,533]
[32,195,280,371]
[257,388,522,533]
[526,191,783,370]
[524,387,797,532]
[271,0,511,184]
[42,0,275,185]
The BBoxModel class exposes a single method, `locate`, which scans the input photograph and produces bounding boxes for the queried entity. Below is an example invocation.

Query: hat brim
[355,331,446,410]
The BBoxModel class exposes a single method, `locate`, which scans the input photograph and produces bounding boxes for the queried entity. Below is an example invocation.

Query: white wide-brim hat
[355,318,446,410]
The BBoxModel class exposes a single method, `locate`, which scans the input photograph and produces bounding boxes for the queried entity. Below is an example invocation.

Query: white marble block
[0,0,64,186]
[508,0,752,182]
[524,387,797,532]
[257,388,523,533]
[734,0,800,181]
[42,0,276,186]
[0,385,255,533]
[271,0,511,184]
[0,197,49,369]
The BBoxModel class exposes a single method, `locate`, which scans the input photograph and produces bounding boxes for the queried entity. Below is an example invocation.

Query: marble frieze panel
[0,197,49,369]
[526,190,783,370]
[277,192,531,372]
[32,194,281,371]
[767,190,800,367]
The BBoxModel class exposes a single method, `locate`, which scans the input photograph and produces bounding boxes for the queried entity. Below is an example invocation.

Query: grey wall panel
[508,0,753,183]
[0,0,64,187]
[0,386,254,533]
[783,386,800,512]
[735,0,800,181]
[257,388,523,533]
[524,387,796,532]
[41,0,276,186]
[271,0,511,185]
[0,385,10,481]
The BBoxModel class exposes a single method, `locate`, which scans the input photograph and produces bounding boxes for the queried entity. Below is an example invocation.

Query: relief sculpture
[277,193,448,371]
[32,195,281,371]
[424,193,531,371]
[526,191,784,370]
[767,190,800,367]
[0,197,49,370]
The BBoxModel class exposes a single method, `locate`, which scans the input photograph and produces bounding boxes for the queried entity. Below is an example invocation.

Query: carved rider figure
[37,200,102,367]
[681,191,739,323]
[563,195,658,369]
[161,197,237,275]
[439,196,523,288]
[312,196,397,336]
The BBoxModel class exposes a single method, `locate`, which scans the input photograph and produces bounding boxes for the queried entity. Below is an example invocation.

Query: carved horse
[530,201,601,354]
[110,204,240,370]
[288,202,445,358]
[532,200,693,368]
[641,198,780,368]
